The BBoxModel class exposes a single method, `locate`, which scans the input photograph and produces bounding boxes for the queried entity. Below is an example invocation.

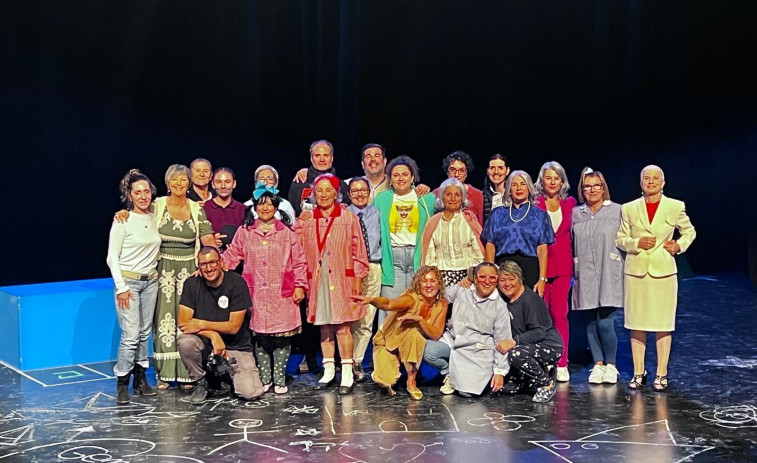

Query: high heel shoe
[653,375,668,392]
[629,371,647,390]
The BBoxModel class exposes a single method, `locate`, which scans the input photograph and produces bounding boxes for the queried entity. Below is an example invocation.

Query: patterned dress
[155,208,212,383]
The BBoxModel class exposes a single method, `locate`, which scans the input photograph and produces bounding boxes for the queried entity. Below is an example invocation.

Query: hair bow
[252,182,279,200]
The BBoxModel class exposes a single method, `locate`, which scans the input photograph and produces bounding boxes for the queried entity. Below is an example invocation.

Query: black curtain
[2,1,756,285]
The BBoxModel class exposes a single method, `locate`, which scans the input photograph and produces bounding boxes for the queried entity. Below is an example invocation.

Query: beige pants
[351,263,382,363]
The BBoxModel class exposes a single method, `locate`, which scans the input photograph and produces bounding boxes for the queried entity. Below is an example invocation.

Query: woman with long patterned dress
[153,165,215,388]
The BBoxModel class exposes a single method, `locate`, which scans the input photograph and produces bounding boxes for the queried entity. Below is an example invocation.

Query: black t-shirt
[180,271,252,352]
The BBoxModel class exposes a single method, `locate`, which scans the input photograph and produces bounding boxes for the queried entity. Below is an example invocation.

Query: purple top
[203,198,247,234]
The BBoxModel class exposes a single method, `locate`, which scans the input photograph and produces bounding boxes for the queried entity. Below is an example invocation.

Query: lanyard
[315,214,337,255]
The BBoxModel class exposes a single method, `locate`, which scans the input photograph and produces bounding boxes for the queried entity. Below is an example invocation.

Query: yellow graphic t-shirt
[389,190,419,247]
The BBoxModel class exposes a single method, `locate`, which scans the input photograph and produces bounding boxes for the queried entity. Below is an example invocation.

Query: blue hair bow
[252,182,279,200]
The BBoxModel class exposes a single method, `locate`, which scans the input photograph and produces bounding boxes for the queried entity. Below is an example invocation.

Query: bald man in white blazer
[616,165,696,392]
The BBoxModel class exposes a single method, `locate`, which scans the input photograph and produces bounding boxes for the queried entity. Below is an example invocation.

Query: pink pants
[543,275,570,367]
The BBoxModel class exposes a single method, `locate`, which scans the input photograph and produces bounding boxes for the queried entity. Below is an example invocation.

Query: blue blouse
[481,203,555,257]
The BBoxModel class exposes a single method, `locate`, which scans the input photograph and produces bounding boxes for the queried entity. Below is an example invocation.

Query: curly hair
[402,265,445,306]
[442,150,475,174]
[119,169,157,209]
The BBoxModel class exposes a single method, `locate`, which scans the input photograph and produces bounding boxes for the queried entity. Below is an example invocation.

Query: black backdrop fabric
[2,1,756,285]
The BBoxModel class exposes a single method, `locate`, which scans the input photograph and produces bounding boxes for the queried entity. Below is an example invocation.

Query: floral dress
[154,208,212,383]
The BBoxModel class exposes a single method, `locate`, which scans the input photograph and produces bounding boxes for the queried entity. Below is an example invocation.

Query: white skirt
[623,273,678,332]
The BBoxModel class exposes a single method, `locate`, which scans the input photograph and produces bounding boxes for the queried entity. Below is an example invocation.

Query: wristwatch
[539,277,548,282]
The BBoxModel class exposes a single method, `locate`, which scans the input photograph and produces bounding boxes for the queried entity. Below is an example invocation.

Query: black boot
[116,373,131,404]
[133,364,157,396]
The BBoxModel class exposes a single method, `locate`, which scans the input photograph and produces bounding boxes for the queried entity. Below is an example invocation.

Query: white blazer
[615,195,696,278]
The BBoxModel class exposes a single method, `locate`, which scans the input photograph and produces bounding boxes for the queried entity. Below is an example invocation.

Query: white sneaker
[556,367,570,382]
[602,364,619,384]
[440,374,455,395]
[588,365,606,384]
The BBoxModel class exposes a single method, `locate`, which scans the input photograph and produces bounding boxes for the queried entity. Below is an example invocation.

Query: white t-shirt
[389,190,420,247]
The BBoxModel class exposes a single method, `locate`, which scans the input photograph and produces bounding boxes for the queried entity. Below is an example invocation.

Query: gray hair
[498,260,524,283]
[254,164,279,186]
[190,158,212,171]
[164,164,192,190]
[503,170,536,207]
[434,178,470,210]
[640,164,665,182]
[310,140,334,156]
[535,161,570,199]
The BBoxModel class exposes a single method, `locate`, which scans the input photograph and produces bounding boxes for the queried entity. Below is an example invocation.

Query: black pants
[506,343,562,388]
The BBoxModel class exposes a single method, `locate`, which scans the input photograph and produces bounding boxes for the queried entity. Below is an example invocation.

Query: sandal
[629,371,647,390]
[180,383,195,391]
[653,375,668,392]
[274,385,288,395]
[157,380,171,390]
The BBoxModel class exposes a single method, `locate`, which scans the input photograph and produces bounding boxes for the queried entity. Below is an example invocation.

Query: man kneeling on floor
[178,246,265,404]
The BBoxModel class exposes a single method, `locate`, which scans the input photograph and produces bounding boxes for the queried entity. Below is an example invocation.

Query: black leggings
[506,343,562,388]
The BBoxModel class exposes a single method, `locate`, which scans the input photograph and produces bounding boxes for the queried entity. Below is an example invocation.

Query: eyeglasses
[258,176,276,184]
[198,260,220,270]
[350,188,369,195]
[448,167,467,176]
[582,184,604,191]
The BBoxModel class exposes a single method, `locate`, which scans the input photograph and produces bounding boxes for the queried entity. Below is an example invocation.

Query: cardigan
[373,189,436,286]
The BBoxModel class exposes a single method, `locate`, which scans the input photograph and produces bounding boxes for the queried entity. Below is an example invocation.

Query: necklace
[509,201,531,223]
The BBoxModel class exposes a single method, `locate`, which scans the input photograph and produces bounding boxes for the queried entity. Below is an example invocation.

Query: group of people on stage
[106,140,696,406]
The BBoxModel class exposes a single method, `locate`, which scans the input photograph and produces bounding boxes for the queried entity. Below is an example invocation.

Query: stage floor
[0,274,755,462]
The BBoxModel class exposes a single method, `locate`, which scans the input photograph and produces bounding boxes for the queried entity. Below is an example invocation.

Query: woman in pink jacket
[295,174,370,395]
[222,184,308,395]
[535,161,577,383]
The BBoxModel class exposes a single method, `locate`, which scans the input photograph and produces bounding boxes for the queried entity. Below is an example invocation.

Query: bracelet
[539,277,548,282]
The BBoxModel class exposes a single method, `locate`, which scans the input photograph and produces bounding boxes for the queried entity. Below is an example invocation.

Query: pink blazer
[535,196,576,278]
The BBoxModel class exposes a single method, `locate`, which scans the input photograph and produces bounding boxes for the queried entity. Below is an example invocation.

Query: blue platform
[0,278,121,371]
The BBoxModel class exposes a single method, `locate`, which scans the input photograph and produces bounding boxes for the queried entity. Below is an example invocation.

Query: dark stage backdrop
[2,1,756,285]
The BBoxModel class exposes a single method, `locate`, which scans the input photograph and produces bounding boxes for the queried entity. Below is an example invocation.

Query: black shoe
[629,370,648,390]
[532,382,556,403]
[190,379,208,405]
[116,374,131,404]
[132,364,157,396]
[314,378,335,390]
[653,375,668,392]
[338,385,353,395]
[500,378,522,395]
[353,364,367,383]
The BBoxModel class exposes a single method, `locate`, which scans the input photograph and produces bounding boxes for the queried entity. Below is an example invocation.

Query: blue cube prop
[0,278,121,371]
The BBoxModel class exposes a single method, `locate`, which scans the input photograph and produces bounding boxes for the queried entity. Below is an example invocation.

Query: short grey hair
[503,170,536,207]
[640,164,665,182]
[190,158,212,171]
[535,161,571,200]
[310,140,334,156]
[434,178,470,210]
[254,164,279,186]
[164,164,192,190]
[498,260,524,283]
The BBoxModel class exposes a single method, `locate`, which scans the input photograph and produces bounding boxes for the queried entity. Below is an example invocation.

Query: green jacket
[373,190,436,285]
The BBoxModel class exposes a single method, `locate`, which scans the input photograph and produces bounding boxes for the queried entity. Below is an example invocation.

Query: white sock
[341,359,354,387]
[320,358,335,384]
